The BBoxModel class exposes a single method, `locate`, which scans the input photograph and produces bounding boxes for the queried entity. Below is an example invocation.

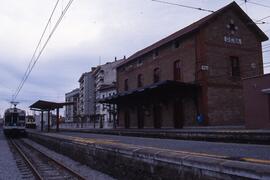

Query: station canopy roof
[29,100,74,111]
[98,80,199,104]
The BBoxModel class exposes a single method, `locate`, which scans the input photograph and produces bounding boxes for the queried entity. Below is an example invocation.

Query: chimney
[115,57,117,61]
[124,55,126,60]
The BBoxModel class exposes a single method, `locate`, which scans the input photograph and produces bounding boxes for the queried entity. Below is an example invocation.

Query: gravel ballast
[0,129,22,180]
[22,138,115,180]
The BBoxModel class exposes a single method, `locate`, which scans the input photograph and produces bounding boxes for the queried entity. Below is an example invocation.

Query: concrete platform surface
[27,130,270,180]
[56,131,270,163]
[50,126,270,144]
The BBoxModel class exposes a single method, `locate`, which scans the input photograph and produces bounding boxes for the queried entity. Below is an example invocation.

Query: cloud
[0,0,270,115]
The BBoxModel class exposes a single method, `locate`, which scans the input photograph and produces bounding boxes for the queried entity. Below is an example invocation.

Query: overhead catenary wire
[12,0,74,101]
[240,0,270,9]
[13,0,60,102]
[151,0,214,13]
[257,15,270,22]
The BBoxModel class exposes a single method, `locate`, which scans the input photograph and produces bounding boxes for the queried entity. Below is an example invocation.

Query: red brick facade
[243,74,270,129]
[113,2,268,128]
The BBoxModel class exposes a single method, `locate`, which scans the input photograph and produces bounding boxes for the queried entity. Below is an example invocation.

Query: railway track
[9,138,86,180]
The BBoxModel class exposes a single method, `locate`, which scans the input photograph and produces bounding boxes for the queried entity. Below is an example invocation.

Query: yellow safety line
[52,133,270,165]
[242,158,270,165]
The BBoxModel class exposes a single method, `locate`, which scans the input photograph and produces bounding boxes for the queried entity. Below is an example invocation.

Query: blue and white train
[3,106,26,136]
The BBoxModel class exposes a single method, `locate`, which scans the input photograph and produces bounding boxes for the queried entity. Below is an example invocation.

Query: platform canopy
[29,100,74,111]
[98,80,199,104]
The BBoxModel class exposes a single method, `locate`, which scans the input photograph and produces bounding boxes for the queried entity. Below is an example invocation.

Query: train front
[3,108,26,136]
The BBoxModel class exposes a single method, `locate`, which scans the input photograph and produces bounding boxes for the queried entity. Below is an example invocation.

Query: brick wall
[116,6,265,128]
[200,9,264,125]
[117,37,196,93]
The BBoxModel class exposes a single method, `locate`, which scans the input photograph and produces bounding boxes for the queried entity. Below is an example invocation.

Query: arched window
[153,68,160,83]
[124,79,129,91]
[174,60,181,81]
[137,74,143,88]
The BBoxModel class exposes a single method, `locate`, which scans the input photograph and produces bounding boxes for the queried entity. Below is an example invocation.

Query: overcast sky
[0,0,270,116]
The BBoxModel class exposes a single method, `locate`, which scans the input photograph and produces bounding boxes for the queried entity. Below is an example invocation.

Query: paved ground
[57,131,270,163]
[0,128,22,180]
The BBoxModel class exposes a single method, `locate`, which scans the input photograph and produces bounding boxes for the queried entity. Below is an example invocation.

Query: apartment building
[65,88,79,122]
[93,59,124,128]
[78,71,95,119]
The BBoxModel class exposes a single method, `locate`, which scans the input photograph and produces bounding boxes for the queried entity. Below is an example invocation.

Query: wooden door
[137,106,144,129]
[153,104,162,128]
[174,100,184,128]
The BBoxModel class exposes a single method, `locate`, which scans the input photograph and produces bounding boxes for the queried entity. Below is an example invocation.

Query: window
[269,95,270,117]
[174,60,181,81]
[124,79,129,91]
[153,68,160,83]
[230,56,240,77]
[174,41,180,48]
[137,59,143,67]
[137,74,143,88]
[153,49,159,59]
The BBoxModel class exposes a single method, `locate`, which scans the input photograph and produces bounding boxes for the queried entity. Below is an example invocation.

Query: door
[174,100,184,128]
[137,106,144,128]
[153,104,162,128]
[124,110,130,129]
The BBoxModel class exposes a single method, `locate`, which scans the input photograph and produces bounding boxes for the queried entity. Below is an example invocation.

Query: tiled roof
[117,1,268,69]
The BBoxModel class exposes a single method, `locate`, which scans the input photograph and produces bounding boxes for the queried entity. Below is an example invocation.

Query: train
[3,106,26,136]
[26,115,36,129]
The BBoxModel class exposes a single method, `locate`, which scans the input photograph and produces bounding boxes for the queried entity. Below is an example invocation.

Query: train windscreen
[5,113,19,126]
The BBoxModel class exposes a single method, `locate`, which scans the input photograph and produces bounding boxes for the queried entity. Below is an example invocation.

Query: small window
[124,79,129,91]
[137,59,143,67]
[268,95,270,115]
[137,74,143,88]
[230,56,240,77]
[153,68,160,83]
[174,41,180,48]
[153,49,159,59]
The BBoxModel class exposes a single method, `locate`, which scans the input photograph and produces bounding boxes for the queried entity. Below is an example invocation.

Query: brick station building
[102,2,268,128]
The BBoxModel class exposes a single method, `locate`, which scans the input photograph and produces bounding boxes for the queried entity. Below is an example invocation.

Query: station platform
[26,130,270,180]
[48,125,270,145]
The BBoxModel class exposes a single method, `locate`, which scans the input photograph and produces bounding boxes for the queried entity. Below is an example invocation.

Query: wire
[240,0,270,9]
[12,0,74,101]
[257,15,270,22]
[151,0,214,13]
[13,0,60,102]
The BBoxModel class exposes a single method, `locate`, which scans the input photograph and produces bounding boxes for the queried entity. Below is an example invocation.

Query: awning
[98,80,199,104]
[29,100,74,111]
